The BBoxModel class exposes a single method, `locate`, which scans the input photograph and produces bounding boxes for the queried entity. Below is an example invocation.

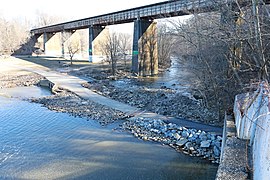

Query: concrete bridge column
[132,19,158,76]
[42,32,62,56]
[89,25,108,63]
[61,30,78,59]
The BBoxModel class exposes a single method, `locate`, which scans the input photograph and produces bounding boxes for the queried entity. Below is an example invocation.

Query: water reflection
[0,96,217,179]
[113,57,195,92]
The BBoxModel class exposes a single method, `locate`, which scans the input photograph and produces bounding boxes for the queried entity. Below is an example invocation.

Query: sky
[1,0,165,21]
[0,0,188,33]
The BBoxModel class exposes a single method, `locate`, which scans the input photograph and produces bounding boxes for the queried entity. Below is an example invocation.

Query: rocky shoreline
[0,73,44,88]
[31,87,126,126]
[70,62,221,126]
[122,118,221,164]
[82,78,221,127]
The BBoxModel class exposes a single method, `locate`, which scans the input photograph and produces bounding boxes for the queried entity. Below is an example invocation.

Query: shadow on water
[0,93,218,179]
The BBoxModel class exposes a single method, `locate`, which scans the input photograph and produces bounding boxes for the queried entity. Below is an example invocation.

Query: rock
[200,135,208,141]
[214,146,221,157]
[142,136,148,141]
[182,131,189,138]
[217,136,223,141]
[212,141,221,148]
[176,138,188,147]
[195,139,201,145]
[185,142,192,149]
[200,140,211,148]
[173,133,181,140]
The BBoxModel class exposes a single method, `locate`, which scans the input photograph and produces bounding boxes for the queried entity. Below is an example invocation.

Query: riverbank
[0,71,44,88]
[0,57,222,164]
[71,66,220,127]
[14,56,220,127]
[0,96,218,180]
[31,88,126,126]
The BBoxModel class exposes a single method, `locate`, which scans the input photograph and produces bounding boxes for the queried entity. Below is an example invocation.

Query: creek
[0,86,217,179]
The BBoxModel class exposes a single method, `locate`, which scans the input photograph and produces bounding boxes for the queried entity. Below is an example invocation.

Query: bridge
[30,0,256,76]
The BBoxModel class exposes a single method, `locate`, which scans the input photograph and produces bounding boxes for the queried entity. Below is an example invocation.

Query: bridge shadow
[17,56,92,70]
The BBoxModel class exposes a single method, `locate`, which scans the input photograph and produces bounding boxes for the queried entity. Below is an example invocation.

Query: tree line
[167,1,270,121]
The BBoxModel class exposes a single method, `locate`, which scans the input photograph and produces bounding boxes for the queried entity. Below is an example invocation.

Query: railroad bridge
[30,0,269,76]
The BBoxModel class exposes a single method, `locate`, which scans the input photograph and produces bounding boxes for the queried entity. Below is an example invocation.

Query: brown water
[0,87,217,180]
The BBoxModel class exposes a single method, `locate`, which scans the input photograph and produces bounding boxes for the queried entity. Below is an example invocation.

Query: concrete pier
[132,19,158,76]
[88,26,108,63]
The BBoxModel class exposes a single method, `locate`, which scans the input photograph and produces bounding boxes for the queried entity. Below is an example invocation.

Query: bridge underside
[34,19,158,76]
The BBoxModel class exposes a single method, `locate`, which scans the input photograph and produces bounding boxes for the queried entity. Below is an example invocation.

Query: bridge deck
[31,0,223,35]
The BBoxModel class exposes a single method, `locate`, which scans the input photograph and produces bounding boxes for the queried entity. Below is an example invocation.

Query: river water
[113,58,195,93]
[0,87,217,179]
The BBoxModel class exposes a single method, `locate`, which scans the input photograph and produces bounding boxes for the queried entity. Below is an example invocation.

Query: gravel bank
[82,80,220,126]
[0,73,44,88]
[31,87,126,126]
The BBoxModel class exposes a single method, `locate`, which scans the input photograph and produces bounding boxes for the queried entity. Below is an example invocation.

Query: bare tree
[34,11,64,27]
[101,32,120,76]
[169,2,270,123]
[62,31,81,65]
[0,18,29,55]
[67,41,80,65]
[118,33,132,67]
[158,23,175,69]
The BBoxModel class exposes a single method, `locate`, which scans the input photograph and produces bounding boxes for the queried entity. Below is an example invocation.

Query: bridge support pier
[41,32,62,56]
[61,30,79,59]
[132,19,158,76]
[89,26,108,63]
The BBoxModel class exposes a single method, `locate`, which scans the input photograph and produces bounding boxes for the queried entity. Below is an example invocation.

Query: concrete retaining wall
[216,114,248,180]
[234,83,270,180]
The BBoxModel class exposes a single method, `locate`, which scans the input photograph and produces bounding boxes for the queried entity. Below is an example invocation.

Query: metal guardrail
[31,0,227,35]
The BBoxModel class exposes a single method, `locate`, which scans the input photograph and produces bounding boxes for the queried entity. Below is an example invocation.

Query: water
[113,57,195,93]
[0,88,217,180]
[0,86,51,99]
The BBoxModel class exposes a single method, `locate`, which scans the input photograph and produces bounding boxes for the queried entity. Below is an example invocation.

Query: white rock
[176,138,188,147]
[200,140,211,148]
[173,133,181,140]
